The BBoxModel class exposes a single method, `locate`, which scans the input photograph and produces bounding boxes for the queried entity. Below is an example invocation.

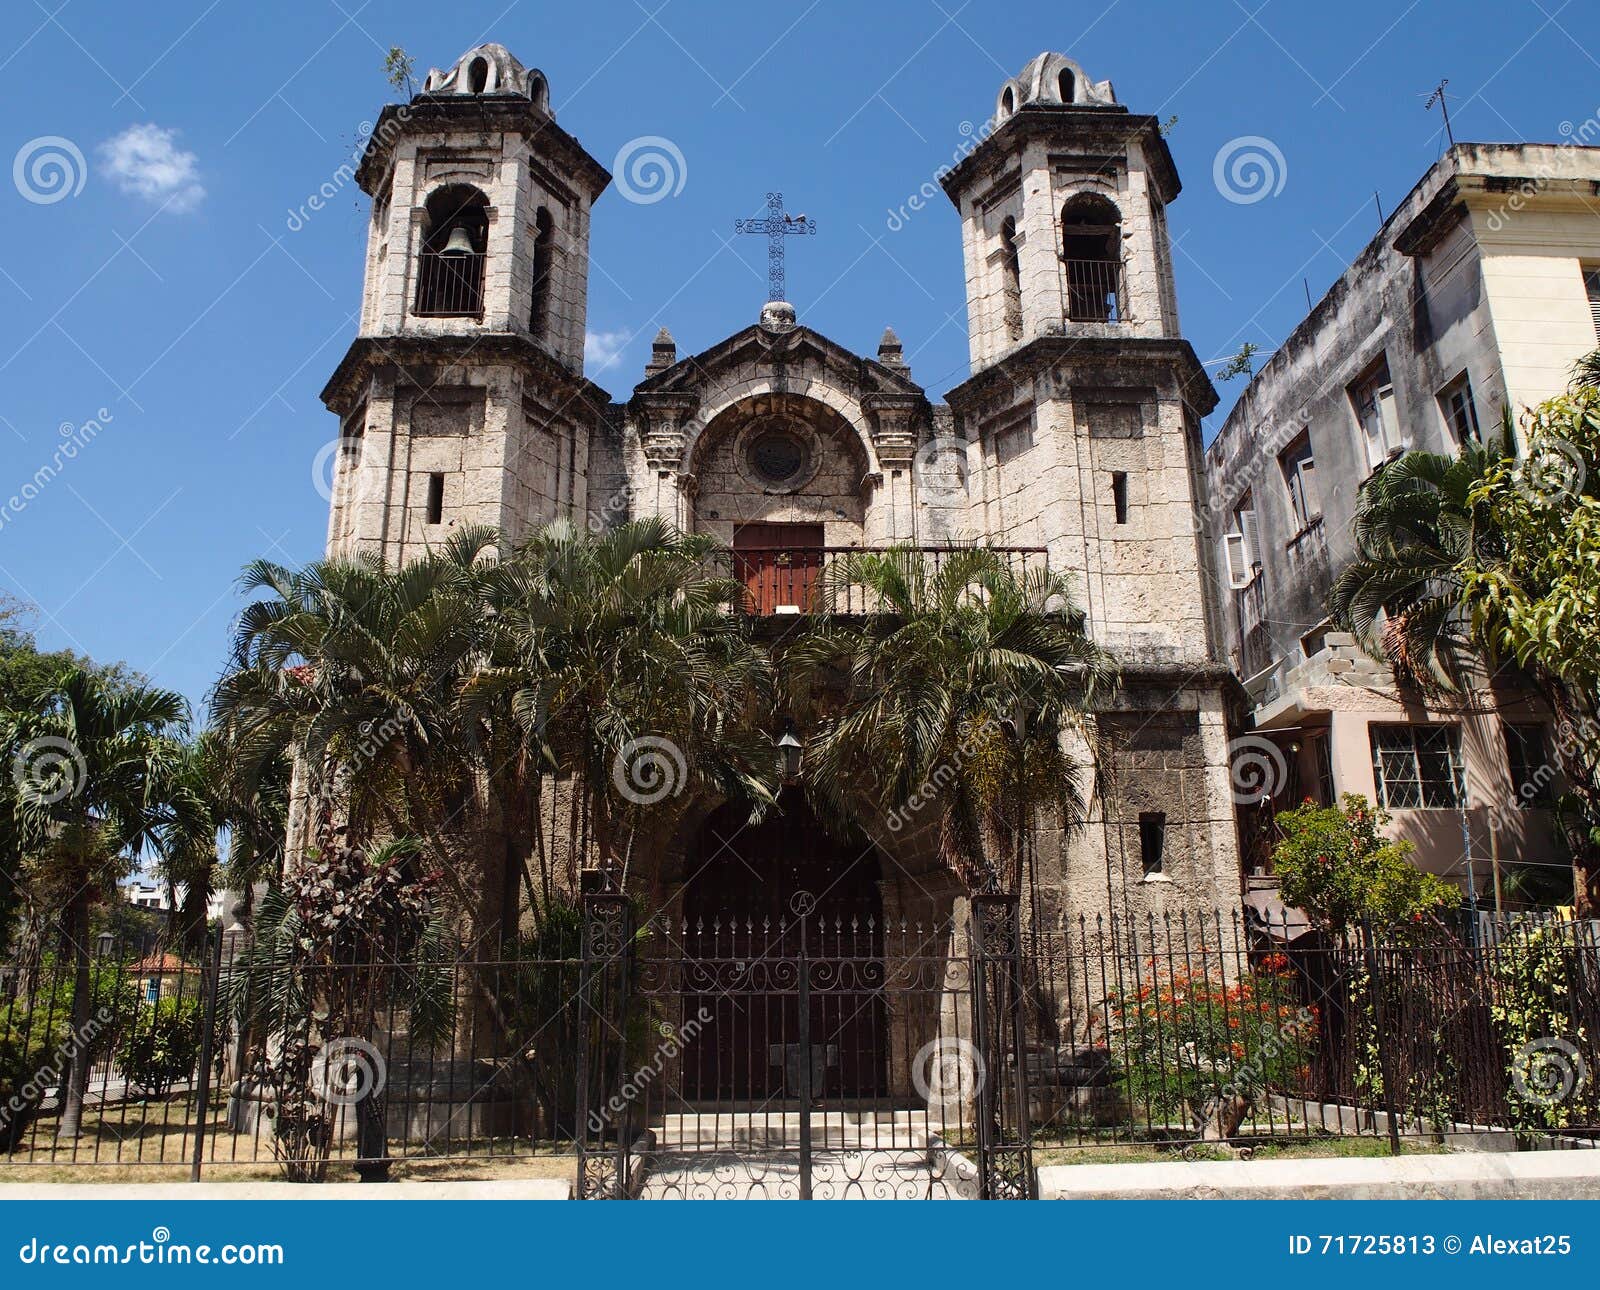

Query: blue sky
[0,0,1595,715]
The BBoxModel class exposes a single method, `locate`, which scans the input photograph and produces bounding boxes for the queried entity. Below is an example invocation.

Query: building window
[999,216,1022,342]
[1221,494,1259,589]
[1278,431,1321,530]
[415,185,488,318]
[1058,69,1075,102]
[1350,358,1401,470]
[425,473,445,524]
[1370,724,1462,809]
[1438,373,1480,443]
[530,207,555,337]
[1139,811,1167,876]
[1503,723,1554,807]
[1111,471,1129,524]
[1060,193,1122,322]
[1585,265,1600,341]
[747,426,809,486]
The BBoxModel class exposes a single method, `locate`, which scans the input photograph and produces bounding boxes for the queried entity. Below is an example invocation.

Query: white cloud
[98,124,204,213]
[584,328,630,372]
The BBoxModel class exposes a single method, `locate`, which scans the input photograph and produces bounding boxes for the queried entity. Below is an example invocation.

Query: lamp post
[776,728,803,783]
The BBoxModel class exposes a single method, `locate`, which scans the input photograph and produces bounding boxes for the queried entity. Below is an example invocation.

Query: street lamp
[776,728,803,782]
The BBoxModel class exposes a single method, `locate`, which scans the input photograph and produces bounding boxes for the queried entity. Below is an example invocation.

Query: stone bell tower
[941,53,1239,915]
[942,51,1215,665]
[319,43,612,564]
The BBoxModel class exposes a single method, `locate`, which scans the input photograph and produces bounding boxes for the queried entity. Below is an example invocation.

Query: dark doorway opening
[679,795,887,1100]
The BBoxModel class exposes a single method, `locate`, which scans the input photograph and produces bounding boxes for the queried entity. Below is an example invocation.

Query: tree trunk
[55,885,95,1140]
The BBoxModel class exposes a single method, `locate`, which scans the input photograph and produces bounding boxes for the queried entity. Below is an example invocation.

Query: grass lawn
[0,1102,578,1186]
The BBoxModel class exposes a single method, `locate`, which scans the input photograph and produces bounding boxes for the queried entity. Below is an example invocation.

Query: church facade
[317,42,1243,931]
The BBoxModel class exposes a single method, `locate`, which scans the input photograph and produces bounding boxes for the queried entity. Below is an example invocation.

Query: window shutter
[1585,268,1600,341]
[1299,459,1321,519]
[1239,508,1261,569]
[1377,384,1401,453]
[1222,532,1248,589]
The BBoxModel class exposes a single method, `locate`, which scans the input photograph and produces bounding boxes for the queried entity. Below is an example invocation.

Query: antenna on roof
[1426,78,1455,147]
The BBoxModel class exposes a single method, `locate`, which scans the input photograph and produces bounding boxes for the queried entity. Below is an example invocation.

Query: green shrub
[1272,794,1454,935]
[117,997,204,1096]
[1491,927,1595,1133]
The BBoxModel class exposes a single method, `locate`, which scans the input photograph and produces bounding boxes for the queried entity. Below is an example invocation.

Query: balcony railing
[414,250,485,318]
[1060,258,1124,323]
[709,545,1049,616]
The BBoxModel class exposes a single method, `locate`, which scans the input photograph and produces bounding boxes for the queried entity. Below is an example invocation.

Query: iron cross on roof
[735,192,817,302]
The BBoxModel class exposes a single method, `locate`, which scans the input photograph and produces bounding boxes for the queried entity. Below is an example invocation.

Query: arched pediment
[630,322,927,475]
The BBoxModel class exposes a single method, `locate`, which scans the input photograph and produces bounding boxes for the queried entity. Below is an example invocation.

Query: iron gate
[575,890,1034,1199]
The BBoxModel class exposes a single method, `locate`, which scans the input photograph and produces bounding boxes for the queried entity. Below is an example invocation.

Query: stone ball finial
[760,300,797,333]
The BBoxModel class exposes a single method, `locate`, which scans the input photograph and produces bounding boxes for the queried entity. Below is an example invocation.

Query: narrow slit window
[1111,471,1129,524]
[426,472,445,524]
[1139,811,1167,876]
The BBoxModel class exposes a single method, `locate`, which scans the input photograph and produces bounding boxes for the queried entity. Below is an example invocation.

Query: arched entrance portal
[681,796,887,1101]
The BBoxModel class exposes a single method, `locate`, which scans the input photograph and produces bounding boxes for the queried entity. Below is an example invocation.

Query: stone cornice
[940,105,1181,207]
[319,332,611,419]
[357,97,612,201]
[944,334,1218,418]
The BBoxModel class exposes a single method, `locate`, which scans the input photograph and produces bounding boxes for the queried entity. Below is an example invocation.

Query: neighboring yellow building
[1204,142,1600,912]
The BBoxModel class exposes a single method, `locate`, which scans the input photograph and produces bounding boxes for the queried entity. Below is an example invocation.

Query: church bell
[440,225,476,256]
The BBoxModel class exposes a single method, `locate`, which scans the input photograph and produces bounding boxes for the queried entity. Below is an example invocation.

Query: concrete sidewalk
[1038,1150,1600,1200]
[0,1179,571,1201]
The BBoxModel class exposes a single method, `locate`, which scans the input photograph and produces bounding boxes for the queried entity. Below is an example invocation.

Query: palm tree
[2,666,187,1137]
[464,517,777,897]
[788,547,1116,896]
[212,527,497,931]
[1327,428,1510,688]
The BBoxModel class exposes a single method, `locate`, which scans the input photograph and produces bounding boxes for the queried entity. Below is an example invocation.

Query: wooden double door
[732,523,825,615]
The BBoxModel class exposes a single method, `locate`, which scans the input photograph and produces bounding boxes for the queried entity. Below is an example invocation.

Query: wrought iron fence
[1,907,1594,1191]
[1023,911,1600,1159]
